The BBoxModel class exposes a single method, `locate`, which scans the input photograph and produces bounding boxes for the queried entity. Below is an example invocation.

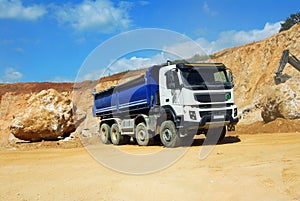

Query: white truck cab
[158,63,238,144]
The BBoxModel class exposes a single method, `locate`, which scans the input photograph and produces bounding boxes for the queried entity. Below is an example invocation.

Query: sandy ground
[0,132,300,201]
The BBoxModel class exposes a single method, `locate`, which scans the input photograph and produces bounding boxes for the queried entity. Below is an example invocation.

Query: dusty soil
[235,118,300,134]
[1,132,299,201]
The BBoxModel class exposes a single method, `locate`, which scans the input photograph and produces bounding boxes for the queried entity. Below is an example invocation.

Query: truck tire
[99,123,111,144]
[160,120,181,147]
[110,123,125,145]
[135,123,154,146]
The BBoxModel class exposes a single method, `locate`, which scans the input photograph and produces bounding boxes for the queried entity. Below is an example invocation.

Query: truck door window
[166,70,179,89]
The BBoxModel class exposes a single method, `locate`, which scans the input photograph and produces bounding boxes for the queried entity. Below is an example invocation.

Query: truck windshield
[180,68,233,90]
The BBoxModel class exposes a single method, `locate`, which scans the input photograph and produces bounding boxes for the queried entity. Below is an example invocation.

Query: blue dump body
[93,66,160,118]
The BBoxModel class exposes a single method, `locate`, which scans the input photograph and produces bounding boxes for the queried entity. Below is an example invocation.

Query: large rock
[261,76,300,123]
[10,89,75,141]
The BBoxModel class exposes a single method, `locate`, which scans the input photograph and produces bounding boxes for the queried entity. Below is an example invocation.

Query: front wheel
[160,120,181,147]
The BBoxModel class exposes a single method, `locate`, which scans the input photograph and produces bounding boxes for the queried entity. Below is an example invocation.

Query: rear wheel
[99,123,111,144]
[160,120,181,147]
[110,123,125,145]
[135,123,154,146]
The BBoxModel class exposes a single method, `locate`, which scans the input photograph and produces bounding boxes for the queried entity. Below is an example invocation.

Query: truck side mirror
[228,71,235,87]
[229,71,234,82]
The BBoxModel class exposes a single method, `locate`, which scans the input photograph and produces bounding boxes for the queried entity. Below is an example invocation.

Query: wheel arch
[158,106,182,131]
[134,114,148,127]
[161,106,175,120]
[100,118,119,127]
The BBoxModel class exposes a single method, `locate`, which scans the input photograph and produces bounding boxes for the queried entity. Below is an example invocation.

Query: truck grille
[198,103,234,109]
[195,93,226,103]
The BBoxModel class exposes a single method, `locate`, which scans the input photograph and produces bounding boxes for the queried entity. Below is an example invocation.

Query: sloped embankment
[210,23,300,124]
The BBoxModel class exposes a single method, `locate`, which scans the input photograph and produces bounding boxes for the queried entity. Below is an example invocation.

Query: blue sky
[0,0,298,83]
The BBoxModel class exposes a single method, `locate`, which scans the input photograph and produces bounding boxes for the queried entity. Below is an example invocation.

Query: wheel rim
[138,129,146,142]
[101,127,106,138]
[111,127,117,142]
[163,128,172,142]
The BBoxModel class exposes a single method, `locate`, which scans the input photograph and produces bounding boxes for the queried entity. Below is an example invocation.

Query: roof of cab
[176,63,227,70]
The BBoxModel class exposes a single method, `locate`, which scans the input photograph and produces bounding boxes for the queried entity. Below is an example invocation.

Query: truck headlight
[189,111,197,120]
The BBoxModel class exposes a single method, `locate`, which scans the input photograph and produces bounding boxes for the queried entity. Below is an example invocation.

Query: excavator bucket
[274,73,292,85]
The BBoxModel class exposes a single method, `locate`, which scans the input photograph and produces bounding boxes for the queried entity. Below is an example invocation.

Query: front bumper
[199,114,239,127]
[179,115,239,131]
[179,106,239,130]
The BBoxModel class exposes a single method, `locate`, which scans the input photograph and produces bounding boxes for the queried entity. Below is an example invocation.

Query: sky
[0,0,299,83]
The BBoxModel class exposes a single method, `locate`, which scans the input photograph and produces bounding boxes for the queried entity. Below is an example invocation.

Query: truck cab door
[159,69,183,106]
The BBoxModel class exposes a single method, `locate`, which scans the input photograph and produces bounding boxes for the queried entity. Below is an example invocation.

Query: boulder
[261,76,300,123]
[10,89,75,141]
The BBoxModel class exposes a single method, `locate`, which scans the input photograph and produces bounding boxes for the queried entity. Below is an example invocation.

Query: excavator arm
[274,49,300,84]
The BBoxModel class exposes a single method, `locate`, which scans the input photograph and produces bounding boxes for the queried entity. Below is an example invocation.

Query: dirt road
[1,132,299,201]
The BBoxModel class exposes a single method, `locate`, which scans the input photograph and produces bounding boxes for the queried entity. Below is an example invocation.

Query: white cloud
[79,52,171,81]
[212,21,282,49]
[163,40,206,59]
[0,0,46,20]
[110,54,162,72]
[108,51,182,74]
[0,67,23,83]
[55,0,132,33]
[165,21,282,57]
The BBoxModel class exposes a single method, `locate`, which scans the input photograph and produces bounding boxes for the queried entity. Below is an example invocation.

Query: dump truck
[92,62,239,147]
